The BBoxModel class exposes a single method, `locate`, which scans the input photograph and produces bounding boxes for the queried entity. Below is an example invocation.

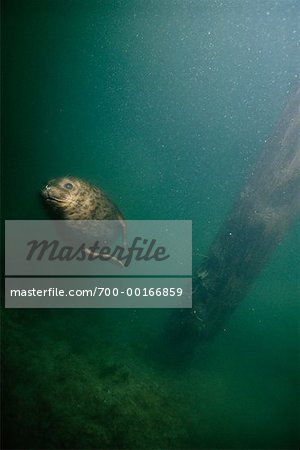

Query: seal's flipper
[84,247,125,268]
[117,214,128,249]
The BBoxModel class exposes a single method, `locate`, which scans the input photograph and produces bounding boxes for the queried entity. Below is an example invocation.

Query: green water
[2,0,299,448]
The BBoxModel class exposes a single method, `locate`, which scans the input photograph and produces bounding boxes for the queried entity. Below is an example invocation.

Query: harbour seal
[41,176,126,263]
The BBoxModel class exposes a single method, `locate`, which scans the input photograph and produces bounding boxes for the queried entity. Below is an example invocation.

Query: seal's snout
[41,184,49,196]
[41,182,56,202]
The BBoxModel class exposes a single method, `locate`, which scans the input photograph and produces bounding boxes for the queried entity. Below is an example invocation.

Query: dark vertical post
[175,87,300,339]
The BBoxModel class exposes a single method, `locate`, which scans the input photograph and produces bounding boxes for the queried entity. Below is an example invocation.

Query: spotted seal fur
[41,176,126,263]
[41,176,124,222]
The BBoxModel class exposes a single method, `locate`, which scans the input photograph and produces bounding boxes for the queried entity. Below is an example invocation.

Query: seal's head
[41,176,103,219]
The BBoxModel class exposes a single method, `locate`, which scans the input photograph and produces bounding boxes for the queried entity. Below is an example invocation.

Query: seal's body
[41,177,126,263]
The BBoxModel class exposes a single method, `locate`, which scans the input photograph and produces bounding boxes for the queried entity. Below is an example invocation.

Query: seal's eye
[64,183,73,190]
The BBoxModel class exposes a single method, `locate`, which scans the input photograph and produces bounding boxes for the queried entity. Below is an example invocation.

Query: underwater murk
[2,1,299,449]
